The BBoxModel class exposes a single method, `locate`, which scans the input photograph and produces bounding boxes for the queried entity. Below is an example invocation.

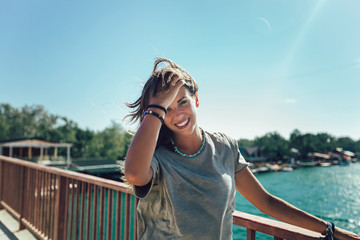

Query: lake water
[233,162,360,239]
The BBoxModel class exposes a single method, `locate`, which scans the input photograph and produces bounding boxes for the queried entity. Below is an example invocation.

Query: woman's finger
[170,74,180,86]
[166,72,174,84]
[172,79,185,90]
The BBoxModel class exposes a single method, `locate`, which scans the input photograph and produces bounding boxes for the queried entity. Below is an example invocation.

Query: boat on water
[319,162,332,167]
[299,160,317,167]
[251,166,271,174]
[339,160,350,166]
[281,166,294,172]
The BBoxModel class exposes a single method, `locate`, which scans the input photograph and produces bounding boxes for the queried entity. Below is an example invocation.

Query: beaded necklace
[171,129,206,158]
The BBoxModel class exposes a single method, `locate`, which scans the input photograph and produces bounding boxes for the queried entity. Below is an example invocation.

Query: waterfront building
[0,138,72,168]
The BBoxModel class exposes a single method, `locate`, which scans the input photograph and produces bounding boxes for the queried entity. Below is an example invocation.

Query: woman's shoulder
[206,131,238,147]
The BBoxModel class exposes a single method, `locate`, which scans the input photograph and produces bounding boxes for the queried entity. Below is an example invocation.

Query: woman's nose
[173,109,183,119]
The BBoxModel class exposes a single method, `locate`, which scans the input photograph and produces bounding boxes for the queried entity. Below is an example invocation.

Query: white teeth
[176,118,189,127]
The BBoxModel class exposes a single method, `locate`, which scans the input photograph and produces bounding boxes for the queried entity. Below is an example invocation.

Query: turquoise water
[233,162,360,239]
[66,189,136,240]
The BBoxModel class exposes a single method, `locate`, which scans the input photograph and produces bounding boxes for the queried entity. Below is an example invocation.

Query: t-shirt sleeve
[234,147,248,173]
[133,155,159,199]
[226,134,249,173]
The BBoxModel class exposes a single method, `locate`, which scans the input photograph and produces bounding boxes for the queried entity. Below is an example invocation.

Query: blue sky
[1,0,359,140]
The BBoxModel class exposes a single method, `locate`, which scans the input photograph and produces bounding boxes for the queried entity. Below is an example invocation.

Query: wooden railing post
[0,160,3,209]
[54,176,67,240]
[247,229,256,240]
[18,166,26,230]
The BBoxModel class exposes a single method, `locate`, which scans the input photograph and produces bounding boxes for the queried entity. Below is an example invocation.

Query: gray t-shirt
[134,131,248,240]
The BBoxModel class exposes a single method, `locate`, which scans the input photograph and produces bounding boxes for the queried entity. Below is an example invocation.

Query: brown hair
[125,58,198,147]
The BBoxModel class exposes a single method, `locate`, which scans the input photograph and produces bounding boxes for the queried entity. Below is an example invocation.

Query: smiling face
[164,86,199,138]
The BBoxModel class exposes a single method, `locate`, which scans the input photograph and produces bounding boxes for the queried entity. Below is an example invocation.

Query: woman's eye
[180,100,188,105]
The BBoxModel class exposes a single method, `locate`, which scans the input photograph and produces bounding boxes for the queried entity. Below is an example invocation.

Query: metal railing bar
[46,172,51,237]
[99,187,105,240]
[86,183,91,240]
[68,179,75,240]
[134,198,139,240]
[92,185,98,240]
[125,194,130,240]
[63,177,70,240]
[34,170,39,229]
[80,181,86,240]
[75,180,80,240]
[116,191,122,240]
[107,189,113,240]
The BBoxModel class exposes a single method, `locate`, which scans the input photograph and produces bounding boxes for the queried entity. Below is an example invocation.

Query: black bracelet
[330,222,335,235]
[144,110,164,124]
[148,104,167,114]
[320,222,334,240]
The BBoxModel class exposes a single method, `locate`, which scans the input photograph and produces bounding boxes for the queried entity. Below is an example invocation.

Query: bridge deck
[0,210,37,240]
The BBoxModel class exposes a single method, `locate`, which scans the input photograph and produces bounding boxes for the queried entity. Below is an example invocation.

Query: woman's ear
[195,92,199,107]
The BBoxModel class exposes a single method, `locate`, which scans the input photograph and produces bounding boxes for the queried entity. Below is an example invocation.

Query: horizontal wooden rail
[1,155,322,240]
[233,211,321,240]
[0,155,132,194]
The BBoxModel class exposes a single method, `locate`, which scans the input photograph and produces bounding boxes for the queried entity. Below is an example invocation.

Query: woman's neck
[172,127,203,155]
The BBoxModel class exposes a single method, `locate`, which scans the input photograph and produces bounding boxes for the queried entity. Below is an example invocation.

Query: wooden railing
[0,155,137,240]
[0,155,321,240]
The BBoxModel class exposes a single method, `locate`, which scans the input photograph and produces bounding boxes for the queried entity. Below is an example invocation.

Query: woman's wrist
[144,110,165,124]
[148,104,167,114]
[320,221,335,240]
[147,107,165,117]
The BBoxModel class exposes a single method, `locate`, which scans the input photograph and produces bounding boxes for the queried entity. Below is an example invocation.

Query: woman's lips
[175,118,190,129]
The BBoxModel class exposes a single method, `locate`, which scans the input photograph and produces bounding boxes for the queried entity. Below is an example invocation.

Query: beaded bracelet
[143,110,164,124]
[320,222,335,240]
[148,104,168,114]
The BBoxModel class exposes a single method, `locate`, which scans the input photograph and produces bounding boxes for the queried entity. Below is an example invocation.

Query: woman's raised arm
[124,78,185,186]
[124,114,162,186]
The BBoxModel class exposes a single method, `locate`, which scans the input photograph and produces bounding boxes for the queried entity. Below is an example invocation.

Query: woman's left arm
[235,167,360,240]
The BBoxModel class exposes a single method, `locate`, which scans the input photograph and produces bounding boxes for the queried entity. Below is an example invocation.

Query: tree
[0,103,133,160]
[72,127,95,158]
[0,104,58,140]
[289,130,337,158]
[88,121,132,160]
[335,137,356,152]
[237,138,255,147]
[254,132,290,161]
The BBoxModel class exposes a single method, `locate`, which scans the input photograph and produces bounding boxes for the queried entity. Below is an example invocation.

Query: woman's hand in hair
[150,74,185,110]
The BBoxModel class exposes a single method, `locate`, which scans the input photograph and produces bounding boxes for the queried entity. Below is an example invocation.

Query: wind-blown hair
[125,58,198,147]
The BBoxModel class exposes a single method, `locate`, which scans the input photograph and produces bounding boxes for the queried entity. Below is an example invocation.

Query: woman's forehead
[171,86,193,104]
[178,86,192,97]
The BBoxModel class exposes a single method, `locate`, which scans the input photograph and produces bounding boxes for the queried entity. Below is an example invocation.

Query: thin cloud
[285,98,297,104]
[151,45,162,56]
[257,17,272,32]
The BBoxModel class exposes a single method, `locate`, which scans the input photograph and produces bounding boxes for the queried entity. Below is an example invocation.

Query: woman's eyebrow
[177,96,186,103]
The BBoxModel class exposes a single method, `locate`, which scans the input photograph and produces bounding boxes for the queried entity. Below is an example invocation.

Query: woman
[124,58,359,240]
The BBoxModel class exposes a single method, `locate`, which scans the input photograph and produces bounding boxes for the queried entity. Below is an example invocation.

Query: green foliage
[238,129,359,161]
[237,138,255,147]
[254,132,290,161]
[86,121,133,160]
[1,103,358,162]
[0,104,59,140]
[0,103,132,160]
